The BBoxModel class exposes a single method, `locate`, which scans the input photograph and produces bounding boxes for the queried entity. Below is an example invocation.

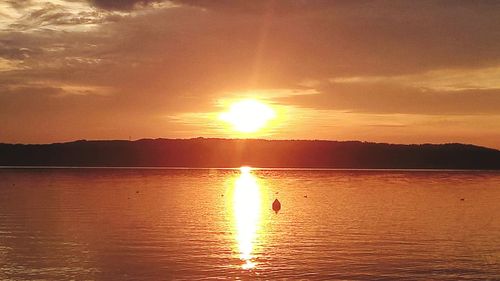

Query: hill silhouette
[1,138,499,169]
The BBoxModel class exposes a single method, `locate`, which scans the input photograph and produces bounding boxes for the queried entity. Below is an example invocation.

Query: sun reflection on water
[232,166,262,270]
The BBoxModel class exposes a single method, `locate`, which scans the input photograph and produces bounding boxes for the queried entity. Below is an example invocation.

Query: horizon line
[1,137,496,150]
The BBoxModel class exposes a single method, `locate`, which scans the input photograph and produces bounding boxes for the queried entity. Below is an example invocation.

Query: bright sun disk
[219,99,276,133]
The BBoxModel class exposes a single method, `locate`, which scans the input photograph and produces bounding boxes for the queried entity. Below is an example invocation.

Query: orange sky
[1,1,500,149]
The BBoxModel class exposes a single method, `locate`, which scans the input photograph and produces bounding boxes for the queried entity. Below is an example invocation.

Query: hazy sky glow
[1,0,500,148]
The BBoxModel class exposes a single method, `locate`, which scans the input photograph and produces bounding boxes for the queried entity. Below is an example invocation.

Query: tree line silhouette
[1,138,499,169]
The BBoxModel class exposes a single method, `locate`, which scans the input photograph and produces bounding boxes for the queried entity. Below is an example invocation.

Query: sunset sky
[1,1,500,148]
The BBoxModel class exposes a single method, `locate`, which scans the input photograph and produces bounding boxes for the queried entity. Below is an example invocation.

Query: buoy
[272,199,281,213]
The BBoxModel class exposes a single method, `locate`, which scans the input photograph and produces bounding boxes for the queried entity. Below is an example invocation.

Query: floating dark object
[272,199,281,213]
[304,195,308,198]
[460,198,465,201]
[136,191,139,194]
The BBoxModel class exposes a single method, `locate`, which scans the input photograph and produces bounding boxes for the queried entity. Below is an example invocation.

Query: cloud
[277,81,500,115]
[5,1,500,90]
[0,41,38,60]
[3,1,500,102]
[5,2,125,32]
[170,0,326,14]
[88,0,162,10]
[5,0,32,10]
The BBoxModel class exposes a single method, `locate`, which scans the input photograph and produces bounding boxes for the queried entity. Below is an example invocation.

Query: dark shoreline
[1,138,500,170]
[1,166,500,172]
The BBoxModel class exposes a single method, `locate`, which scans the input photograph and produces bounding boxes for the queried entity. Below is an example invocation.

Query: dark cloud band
[89,0,161,10]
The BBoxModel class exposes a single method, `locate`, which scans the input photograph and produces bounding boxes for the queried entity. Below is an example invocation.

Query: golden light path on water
[232,166,262,270]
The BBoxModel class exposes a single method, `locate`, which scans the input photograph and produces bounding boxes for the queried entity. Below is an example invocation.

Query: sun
[219,99,276,133]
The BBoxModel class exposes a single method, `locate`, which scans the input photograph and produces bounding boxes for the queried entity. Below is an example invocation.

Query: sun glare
[219,99,276,133]
[233,166,261,270]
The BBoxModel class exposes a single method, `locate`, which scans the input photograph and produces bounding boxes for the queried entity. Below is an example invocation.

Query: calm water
[0,168,499,280]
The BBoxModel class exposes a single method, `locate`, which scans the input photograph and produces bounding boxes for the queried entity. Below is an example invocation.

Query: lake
[0,168,499,280]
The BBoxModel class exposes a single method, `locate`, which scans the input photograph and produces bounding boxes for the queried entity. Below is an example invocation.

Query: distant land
[1,138,500,169]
